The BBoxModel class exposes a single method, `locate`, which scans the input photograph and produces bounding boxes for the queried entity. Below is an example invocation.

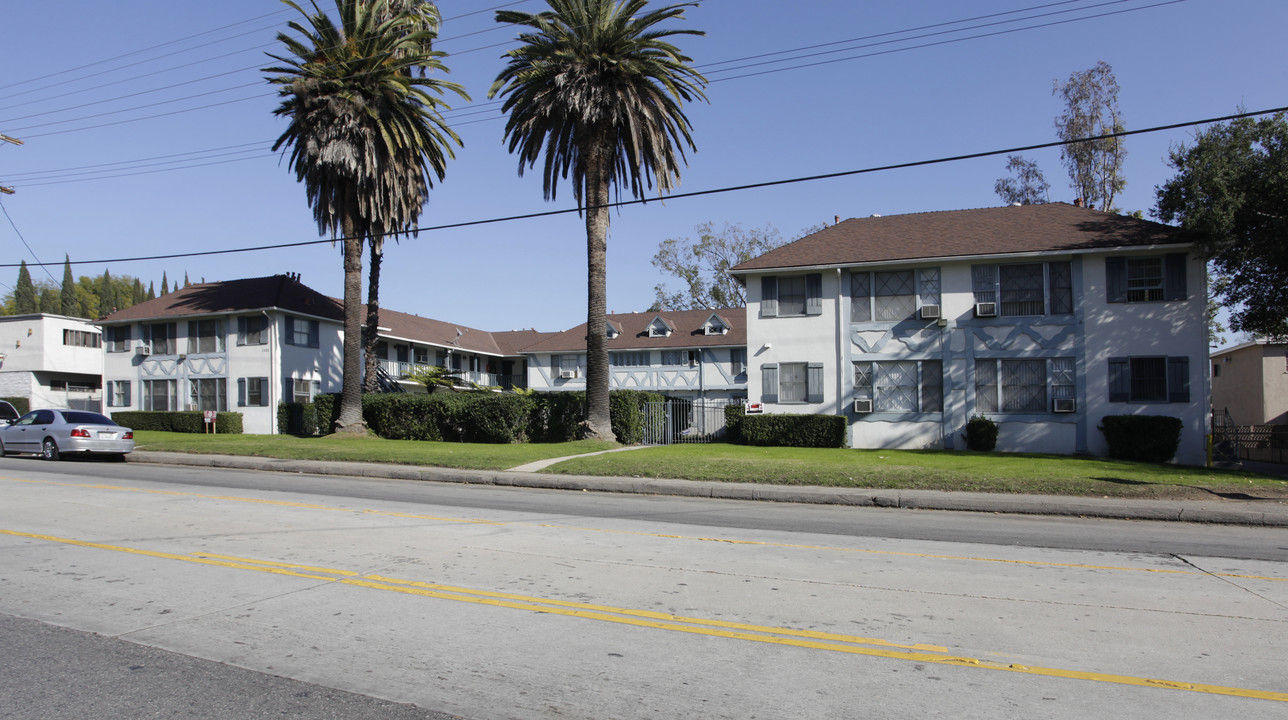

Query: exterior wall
[744,249,1209,464]
[526,347,747,400]
[1211,343,1288,425]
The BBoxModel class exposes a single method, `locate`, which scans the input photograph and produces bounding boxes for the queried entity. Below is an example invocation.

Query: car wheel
[41,438,60,461]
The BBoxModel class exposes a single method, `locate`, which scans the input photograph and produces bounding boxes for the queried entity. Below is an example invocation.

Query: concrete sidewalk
[126,451,1288,527]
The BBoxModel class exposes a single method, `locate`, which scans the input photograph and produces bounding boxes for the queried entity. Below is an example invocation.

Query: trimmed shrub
[111,411,243,434]
[527,391,586,443]
[740,413,846,448]
[724,403,746,444]
[1099,415,1183,463]
[362,392,534,444]
[3,397,29,415]
[278,402,321,436]
[609,389,664,445]
[964,415,999,451]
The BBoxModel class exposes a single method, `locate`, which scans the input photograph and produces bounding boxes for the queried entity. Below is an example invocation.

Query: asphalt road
[1,457,1285,719]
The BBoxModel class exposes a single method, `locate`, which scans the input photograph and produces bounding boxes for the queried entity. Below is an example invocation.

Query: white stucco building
[0,313,104,411]
[731,203,1209,464]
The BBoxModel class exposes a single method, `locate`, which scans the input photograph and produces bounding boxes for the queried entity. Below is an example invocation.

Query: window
[610,351,650,367]
[107,380,131,408]
[1106,254,1187,303]
[284,317,319,348]
[144,323,177,355]
[237,316,268,346]
[238,377,269,407]
[105,325,132,353]
[973,262,1073,317]
[62,329,102,348]
[286,377,320,404]
[731,348,747,376]
[761,362,823,404]
[189,378,227,411]
[553,355,582,379]
[761,274,822,318]
[187,319,225,354]
[142,379,177,411]
[414,347,429,365]
[849,268,940,322]
[661,350,695,367]
[976,358,1074,413]
[1108,356,1189,403]
[853,360,942,412]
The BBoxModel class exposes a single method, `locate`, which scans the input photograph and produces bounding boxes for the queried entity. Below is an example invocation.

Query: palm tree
[489,0,706,439]
[265,0,467,433]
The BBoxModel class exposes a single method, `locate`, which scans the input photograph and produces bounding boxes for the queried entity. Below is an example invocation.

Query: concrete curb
[127,451,1288,527]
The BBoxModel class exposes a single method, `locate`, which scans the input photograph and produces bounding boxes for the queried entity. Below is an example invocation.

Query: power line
[5,105,1283,270]
[0,198,59,283]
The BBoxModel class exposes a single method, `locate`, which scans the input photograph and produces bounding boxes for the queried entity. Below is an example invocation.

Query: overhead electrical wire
[3,105,1283,270]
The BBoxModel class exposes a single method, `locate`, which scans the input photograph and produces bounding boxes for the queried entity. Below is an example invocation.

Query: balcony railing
[376,360,525,390]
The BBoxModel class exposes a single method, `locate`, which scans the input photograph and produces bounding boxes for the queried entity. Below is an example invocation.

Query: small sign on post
[204,410,217,434]
[746,402,764,414]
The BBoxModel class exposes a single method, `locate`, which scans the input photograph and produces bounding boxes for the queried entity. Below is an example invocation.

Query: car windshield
[0,404,17,420]
[61,411,116,425]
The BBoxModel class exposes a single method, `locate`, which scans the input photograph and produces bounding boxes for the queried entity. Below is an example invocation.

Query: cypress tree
[147,281,156,301]
[61,255,78,316]
[15,261,36,314]
[161,272,169,296]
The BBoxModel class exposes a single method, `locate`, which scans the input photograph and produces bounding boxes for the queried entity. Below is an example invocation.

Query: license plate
[98,432,117,439]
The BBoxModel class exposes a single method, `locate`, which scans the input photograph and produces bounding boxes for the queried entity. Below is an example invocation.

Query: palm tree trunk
[582,135,615,441]
[335,214,367,434]
[363,239,384,394]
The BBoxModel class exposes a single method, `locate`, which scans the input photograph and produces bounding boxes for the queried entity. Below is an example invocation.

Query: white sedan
[0,409,135,461]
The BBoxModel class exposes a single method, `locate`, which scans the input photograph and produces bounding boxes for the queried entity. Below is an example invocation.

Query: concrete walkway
[507,444,650,472]
[126,451,1288,527]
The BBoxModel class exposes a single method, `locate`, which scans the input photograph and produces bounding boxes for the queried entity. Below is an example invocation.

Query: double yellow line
[3,527,1285,704]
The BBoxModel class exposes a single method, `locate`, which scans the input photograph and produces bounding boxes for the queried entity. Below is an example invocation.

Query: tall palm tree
[265,0,467,432]
[489,0,706,439]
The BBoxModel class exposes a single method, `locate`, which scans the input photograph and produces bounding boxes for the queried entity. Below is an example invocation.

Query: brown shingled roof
[99,275,343,323]
[731,203,1194,273]
[521,308,747,354]
[371,307,515,356]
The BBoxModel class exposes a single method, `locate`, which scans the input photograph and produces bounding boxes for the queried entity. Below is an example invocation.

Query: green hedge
[2,397,29,415]
[362,393,535,443]
[1099,415,1183,463]
[608,390,665,445]
[740,413,847,448]
[724,403,746,443]
[111,411,244,434]
[964,415,999,451]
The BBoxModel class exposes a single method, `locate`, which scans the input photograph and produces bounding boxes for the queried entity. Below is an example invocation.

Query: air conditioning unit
[853,398,873,414]
[558,369,577,379]
[974,302,998,318]
[1052,398,1076,413]
[919,304,941,320]
[134,344,151,355]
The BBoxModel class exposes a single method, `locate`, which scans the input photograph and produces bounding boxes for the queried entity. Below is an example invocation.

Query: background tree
[361,0,468,394]
[266,0,469,433]
[60,256,77,316]
[1155,112,1288,338]
[14,261,36,314]
[1054,60,1126,212]
[490,0,707,440]
[993,155,1050,205]
[651,222,787,310]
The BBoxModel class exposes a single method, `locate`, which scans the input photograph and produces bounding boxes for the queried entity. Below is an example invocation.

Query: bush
[3,397,29,415]
[609,390,664,445]
[964,415,999,451]
[363,393,534,444]
[526,391,586,443]
[278,402,321,436]
[111,411,244,434]
[740,413,846,448]
[724,403,746,443]
[1099,415,1183,463]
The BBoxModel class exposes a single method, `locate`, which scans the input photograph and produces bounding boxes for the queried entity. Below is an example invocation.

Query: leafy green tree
[14,261,36,314]
[266,0,469,433]
[993,155,1050,205]
[1155,112,1288,338]
[490,0,707,439]
[651,222,787,310]
[1054,60,1126,212]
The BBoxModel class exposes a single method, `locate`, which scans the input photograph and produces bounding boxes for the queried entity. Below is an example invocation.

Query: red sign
[746,402,764,414]
[204,411,217,422]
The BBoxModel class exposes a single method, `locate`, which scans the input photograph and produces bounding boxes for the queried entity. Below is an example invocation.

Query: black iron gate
[642,399,735,445]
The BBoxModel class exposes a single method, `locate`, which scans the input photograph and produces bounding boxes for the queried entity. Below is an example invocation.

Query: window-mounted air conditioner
[919,304,941,320]
[134,344,151,356]
[853,398,874,414]
[974,302,998,318]
[1053,398,1076,413]
[559,369,577,379]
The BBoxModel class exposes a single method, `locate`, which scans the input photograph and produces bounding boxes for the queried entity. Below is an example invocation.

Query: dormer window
[647,316,673,338]
[702,313,730,336]
[607,321,622,339]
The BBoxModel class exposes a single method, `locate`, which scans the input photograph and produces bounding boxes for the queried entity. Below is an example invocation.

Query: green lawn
[133,431,619,471]
[544,444,1288,499]
[131,432,1288,499]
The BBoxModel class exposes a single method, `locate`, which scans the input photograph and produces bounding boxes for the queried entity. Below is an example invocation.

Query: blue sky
[1,0,1284,337]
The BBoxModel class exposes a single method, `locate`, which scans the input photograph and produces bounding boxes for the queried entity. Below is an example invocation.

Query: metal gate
[642,399,735,445]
